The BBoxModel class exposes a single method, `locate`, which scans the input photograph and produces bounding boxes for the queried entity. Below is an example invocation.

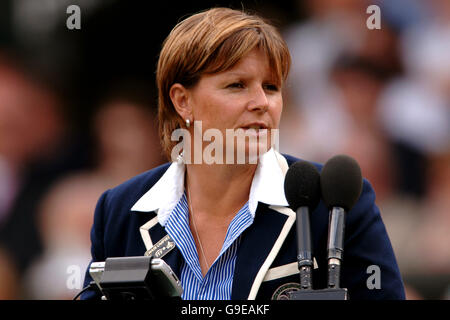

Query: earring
[176,151,185,164]
[186,119,191,128]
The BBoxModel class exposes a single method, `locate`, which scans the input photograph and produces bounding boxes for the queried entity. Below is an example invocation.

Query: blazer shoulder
[281,153,324,171]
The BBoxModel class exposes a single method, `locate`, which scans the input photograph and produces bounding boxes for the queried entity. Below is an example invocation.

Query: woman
[82,7,405,300]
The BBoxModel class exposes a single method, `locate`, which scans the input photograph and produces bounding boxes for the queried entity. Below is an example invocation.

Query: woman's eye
[227,82,244,89]
[264,84,279,92]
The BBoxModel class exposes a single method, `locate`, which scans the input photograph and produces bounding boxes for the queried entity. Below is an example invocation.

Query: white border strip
[263,262,298,282]
[247,205,296,300]
[139,216,159,250]
[263,258,319,282]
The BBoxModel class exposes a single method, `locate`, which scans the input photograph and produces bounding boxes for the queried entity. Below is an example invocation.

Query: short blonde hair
[156,7,291,160]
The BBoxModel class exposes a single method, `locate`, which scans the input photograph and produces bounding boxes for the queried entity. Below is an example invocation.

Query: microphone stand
[327,207,345,289]
[289,207,348,300]
[296,206,313,290]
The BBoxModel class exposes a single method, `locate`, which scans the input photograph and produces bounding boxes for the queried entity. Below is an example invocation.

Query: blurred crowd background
[0,0,448,300]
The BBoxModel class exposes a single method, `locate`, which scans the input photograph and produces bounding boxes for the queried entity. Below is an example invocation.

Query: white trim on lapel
[263,262,298,282]
[139,216,159,250]
[247,204,296,299]
[263,258,319,282]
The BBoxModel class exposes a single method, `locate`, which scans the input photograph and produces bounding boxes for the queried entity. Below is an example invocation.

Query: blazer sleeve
[342,179,405,299]
[80,190,109,300]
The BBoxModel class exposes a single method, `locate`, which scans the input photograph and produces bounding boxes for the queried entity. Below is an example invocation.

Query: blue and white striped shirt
[165,192,254,300]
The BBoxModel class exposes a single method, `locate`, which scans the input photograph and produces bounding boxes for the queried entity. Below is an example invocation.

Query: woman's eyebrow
[222,71,247,78]
[222,71,276,80]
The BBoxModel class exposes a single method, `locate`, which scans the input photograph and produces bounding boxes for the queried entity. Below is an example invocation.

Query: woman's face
[187,48,283,163]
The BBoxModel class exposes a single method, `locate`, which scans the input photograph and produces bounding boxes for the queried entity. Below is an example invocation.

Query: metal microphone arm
[296,206,313,290]
[327,207,346,289]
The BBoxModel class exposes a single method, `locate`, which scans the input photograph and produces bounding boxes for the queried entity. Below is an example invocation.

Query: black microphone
[284,161,321,290]
[321,155,363,289]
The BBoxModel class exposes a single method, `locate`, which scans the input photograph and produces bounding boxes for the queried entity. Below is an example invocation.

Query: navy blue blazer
[81,154,405,300]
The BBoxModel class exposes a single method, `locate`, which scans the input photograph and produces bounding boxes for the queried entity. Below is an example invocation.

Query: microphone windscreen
[284,161,321,211]
[320,155,363,211]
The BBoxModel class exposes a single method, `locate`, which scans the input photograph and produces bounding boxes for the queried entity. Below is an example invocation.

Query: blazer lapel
[137,213,183,279]
[232,203,296,300]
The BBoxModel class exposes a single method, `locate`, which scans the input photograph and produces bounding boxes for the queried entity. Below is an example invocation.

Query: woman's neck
[185,163,257,219]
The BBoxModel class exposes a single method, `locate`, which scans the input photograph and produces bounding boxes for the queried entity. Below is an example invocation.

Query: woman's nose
[247,86,269,112]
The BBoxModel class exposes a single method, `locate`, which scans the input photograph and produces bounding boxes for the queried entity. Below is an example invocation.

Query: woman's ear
[169,83,192,122]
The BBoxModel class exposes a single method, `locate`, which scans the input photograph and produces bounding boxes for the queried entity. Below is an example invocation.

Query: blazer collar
[131,161,185,226]
[130,148,289,224]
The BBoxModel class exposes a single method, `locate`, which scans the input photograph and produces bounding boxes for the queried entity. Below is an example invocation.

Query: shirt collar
[130,148,289,226]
